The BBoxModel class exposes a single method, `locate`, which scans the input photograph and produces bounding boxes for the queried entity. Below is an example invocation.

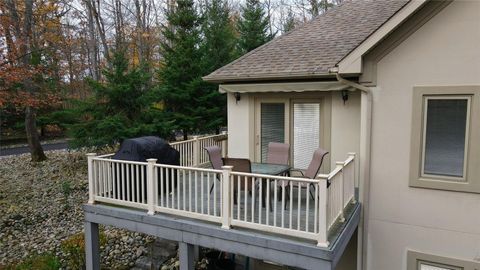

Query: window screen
[293,103,320,169]
[261,103,285,162]
[423,98,469,178]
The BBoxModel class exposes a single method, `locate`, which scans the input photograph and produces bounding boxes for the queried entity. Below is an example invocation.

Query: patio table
[251,163,290,176]
[250,163,290,210]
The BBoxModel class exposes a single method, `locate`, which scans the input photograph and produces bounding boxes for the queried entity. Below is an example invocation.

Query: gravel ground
[0,150,154,269]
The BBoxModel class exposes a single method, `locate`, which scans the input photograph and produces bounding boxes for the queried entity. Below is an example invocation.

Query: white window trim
[420,95,471,182]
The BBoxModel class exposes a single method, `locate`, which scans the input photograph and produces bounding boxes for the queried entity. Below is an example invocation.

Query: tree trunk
[21,0,46,162]
[25,106,47,162]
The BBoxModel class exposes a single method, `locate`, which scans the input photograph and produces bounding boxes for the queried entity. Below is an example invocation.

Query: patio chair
[223,158,253,205]
[205,146,223,194]
[266,142,290,166]
[288,148,329,201]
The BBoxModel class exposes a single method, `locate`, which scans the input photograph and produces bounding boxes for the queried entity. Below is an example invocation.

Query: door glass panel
[293,103,320,169]
[261,103,285,162]
[423,98,469,178]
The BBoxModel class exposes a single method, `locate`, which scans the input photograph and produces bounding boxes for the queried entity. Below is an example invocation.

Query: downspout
[331,70,372,270]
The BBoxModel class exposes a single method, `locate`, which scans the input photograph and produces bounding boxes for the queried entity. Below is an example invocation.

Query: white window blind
[261,103,285,162]
[423,97,469,179]
[293,103,320,169]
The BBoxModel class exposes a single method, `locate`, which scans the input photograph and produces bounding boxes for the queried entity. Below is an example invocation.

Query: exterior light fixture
[341,90,349,105]
[234,92,241,104]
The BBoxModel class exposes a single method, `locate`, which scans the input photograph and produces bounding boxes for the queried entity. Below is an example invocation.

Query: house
[83,0,480,269]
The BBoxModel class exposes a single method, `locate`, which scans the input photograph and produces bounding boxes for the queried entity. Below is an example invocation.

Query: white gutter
[333,71,372,270]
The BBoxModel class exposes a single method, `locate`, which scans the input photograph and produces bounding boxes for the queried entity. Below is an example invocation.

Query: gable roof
[203,0,410,83]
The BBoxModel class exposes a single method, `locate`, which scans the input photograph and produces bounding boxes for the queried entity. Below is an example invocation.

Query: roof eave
[202,72,343,84]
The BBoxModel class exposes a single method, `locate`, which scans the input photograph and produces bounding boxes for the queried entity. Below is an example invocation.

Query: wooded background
[0,0,343,161]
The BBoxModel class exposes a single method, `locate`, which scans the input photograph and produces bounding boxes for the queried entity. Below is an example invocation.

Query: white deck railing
[87,140,356,248]
[170,133,227,167]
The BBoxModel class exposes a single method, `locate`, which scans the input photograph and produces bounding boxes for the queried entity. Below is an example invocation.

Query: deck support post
[221,166,233,229]
[85,221,100,270]
[179,242,195,270]
[348,152,358,204]
[147,158,158,215]
[87,153,97,204]
[193,136,200,167]
[317,179,329,247]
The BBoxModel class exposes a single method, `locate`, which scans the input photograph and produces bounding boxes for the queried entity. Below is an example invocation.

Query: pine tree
[237,0,274,53]
[199,0,238,131]
[158,0,203,139]
[64,51,172,147]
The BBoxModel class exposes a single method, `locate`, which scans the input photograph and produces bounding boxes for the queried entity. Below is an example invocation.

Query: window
[421,97,470,180]
[410,86,480,193]
[260,103,285,162]
[293,103,321,169]
[407,250,479,270]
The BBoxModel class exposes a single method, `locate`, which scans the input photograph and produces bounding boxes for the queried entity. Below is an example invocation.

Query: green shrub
[3,253,61,270]
[61,231,106,269]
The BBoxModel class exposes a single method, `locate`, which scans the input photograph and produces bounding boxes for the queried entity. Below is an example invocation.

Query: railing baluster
[195,171,198,213]
[237,175,240,220]
[189,171,192,211]
[244,176,247,222]
[259,178,262,224]
[281,181,285,228]
[160,167,164,207]
[177,169,180,210]
[306,184,310,232]
[289,181,293,229]
[201,172,204,214]
[266,179,270,226]
[314,183,318,234]
[207,173,211,215]
[121,163,125,200]
[274,179,277,227]
[136,165,140,203]
[214,173,217,216]
[251,177,255,223]
[141,165,145,204]
[113,163,118,200]
[183,170,186,210]
[297,182,301,230]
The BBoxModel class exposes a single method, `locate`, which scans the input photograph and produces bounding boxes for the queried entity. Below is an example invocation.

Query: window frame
[420,96,471,181]
[409,86,480,193]
[407,250,479,270]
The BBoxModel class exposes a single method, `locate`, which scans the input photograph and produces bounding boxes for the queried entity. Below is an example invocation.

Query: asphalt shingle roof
[204,0,410,83]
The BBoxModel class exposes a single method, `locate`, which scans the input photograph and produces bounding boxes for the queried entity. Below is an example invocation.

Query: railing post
[348,152,357,204]
[336,162,345,223]
[193,136,200,167]
[317,178,329,247]
[221,165,233,229]
[221,131,228,157]
[87,153,97,204]
[147,158,157,215]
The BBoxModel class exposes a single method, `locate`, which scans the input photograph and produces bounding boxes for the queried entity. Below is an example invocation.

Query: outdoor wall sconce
[341,90,349,105]
[234,92,241,104]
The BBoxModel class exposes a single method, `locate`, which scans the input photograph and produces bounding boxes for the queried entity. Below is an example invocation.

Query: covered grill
[112,136,179,196]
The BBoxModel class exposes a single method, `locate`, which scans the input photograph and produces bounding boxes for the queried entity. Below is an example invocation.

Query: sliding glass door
[255,99,289,162]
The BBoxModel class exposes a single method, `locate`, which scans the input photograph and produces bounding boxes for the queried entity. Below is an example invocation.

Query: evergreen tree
[199,0,238,131]
[63,51,172,147]
[282,8,297,33]
[237,0,274,53]
[158,0,203,139]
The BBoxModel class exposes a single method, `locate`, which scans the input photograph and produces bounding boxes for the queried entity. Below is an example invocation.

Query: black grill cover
[112,136,179,195]
[113,136,180,165]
